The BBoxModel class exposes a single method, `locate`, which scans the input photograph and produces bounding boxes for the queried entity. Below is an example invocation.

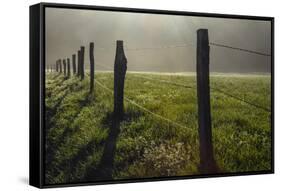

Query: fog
[46,8,271,73]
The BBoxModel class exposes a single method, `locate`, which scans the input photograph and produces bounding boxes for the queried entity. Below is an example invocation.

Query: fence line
[95,79,189,129]
[93,42,196,50]
[210,86,271,112]
[209,42,271,57]
[93,63,270,112]
[54,41,271,67]
[96,62,113,70]
[133,75,271,112]
[125,43,195,51]
[93,41,270,57]
[135,75,194,89]
[52,38,271,114]
[50,31,271,175]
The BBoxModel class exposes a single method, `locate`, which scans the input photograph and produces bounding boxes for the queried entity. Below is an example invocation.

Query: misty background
[46,8,271,73]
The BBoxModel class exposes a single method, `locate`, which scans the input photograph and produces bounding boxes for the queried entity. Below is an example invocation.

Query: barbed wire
[136,75,194,89]
[96,62,113,70]
[210,86,271,112]
[92,41,270,58]
[94,43,196,52]
[95,79,190,129]
[125,43,195,51]
[209,42,271,57]
[93,62,271,112]
[132,75,271,112]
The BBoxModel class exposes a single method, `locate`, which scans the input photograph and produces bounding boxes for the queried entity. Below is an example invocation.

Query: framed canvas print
[29,2,274,188]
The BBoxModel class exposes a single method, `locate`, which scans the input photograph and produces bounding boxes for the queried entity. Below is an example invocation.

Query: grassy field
[45,71,271,184]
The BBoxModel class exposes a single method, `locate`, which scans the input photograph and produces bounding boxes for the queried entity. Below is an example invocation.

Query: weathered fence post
[63,59,66,77]
[67,58,71,77]
[59,59,62,73]
[89,42,95,93]
[196,29,217,174]
[72,54,76,74]
[80,46,85,80]
[77,50,81,77]
[55,60,58,72]
[114,40,127,119]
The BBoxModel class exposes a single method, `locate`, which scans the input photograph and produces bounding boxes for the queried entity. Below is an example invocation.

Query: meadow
[45,71,271,184]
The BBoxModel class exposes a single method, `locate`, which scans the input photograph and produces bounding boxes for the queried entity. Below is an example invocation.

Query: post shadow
[84,40,127,181]
[46,89,94,168]
[83,115,121,181]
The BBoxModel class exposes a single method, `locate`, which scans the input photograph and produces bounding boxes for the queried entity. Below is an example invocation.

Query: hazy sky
[46,8,271,73]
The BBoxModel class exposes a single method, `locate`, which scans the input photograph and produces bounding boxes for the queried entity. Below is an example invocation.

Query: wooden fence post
[55,60,58,72]
[114,40,127,119]
[67,58,71,77]
[80,46,85,80]
[63,59,66,77]
[59,59,62,73]
[89,42,95,93]
[72,54,76,74]
[56,60,59,72]
[196,29,217,174]
[77,50,81,77]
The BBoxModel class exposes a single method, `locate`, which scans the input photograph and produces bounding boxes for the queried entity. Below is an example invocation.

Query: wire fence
[49,30,272,173]
[136,75,270,112]
[94,79,189,129]
[209,42,271,57]
[93,41,271,57]
[51,35,271,129]
[94,62,271,113]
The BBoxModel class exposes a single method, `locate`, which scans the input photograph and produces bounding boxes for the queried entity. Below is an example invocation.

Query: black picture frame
[30,2,274,188]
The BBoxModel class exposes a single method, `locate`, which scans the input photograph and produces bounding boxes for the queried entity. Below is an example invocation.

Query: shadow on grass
[52,73,62,80]
[45,92,94,166]
[45,90,69,131]
[45,81,84,131]
[46,74,65,89]
[50,92,94,147]
[82,109,143,182]
[46,74,61,83]
[45,87,144,183]
[47,76,82,98]
[64,139,106,182]
[83,115,121,181]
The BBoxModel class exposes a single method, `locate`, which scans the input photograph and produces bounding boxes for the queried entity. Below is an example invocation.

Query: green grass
[45,72,272,184]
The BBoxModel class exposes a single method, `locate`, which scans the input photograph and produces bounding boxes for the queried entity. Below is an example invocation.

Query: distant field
[45,72,271,184]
